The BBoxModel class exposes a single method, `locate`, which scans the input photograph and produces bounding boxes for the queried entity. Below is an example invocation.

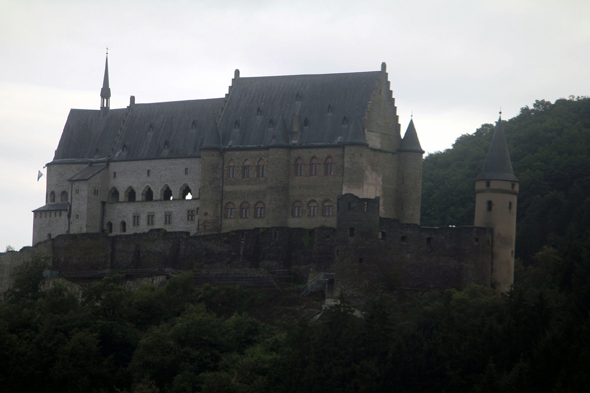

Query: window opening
[325,157,335,176]
[380,231,387,240]
[308,200,318,217]
[50,191,55,203]
[310,157,320,176]
[294,158,305,177]
[113,171,116,179]
[126,188,136,202]
[180,185,192,200]
[240,203,250,219]
[120,221,127,233]
[323,201,333,217]
[226,203,235,219]
[243,160,252,179]
[61,191,68,202]
[143,186,154,201]
[255,202,265,218]
[147,169,151,177]
[486,181,490,188]
[133,214,140,226]
[93,188,99,196]
[162,185,173,201]
[293,201,303,217]
[508,201,513,210]
[164,212,172,225]
[486,200,492,211]
[106,222,113,234]
[187,210,195,221]
[147,214,154,226]
[109,188,120,203]
[364,202,368,212]
[257,159,267,178]
[228,160,236,179]
[185,168,188,175]
[511,183,515,190]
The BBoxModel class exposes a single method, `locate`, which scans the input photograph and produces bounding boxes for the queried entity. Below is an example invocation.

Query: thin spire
[100,50,111,110]
[476,116,518,182]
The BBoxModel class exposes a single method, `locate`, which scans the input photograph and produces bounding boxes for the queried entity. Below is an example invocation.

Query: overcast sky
[1,0,589,251]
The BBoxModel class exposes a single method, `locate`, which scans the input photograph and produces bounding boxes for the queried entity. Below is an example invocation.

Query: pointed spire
[100,50,111,110]
[270,116,290,147]
[398,119,424,153]
[476,115,518,181]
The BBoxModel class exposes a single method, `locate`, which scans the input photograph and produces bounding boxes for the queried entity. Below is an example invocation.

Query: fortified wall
[2,195,493,300]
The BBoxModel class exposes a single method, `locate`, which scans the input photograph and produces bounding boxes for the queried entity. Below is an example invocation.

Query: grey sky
[2,0,589,250]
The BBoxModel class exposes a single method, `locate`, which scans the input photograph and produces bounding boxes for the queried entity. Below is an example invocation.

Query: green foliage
[422,97,590,263]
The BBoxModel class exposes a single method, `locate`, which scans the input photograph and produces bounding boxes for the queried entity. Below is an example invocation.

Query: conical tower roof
[476,116,518,181]
[398,119,424,153]
[100,54,111,100]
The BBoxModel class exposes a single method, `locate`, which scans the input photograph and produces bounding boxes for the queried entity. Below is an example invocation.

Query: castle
[30,55,518,293]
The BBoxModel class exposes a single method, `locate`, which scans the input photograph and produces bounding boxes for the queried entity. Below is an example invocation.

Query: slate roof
[217,71,382,148]
[33,203,69,212]
[52,98,224,163]
[398,119,424,153]
[69,164,107,181]
[476,117,518,182]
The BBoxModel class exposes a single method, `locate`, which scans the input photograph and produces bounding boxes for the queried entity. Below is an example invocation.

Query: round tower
[474,115,518,293]
[397,119,424,224]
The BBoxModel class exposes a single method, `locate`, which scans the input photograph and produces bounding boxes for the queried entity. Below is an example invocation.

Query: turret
[474,114,518,293]
[100,52,111,111]
[397,118,424,224]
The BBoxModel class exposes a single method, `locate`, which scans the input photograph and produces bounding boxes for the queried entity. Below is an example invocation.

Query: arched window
[60,191,68,203]
[108,188,120,203]
[227,160,236,179]
[180,184,192,200]
[255,202,265,218]
[325,156,335,176]
[106,221,113,234]
[142,186,154,201]
[225,203,236,219]
[120,221,127,233]
[125,187,136,202]
[294,157,305,177]
[242,159,252,179]
[309,157,320,176]
[323,200,333,216]
[293,201,303,217]
[49,191,56,203]
[240,202,250,218]
[308,200,318,217]
[257,158,267,178]
[161,185,173,200]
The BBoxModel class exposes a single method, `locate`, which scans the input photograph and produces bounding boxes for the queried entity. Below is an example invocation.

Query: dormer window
[342,116,348,126]
[303,118,309,128]
[327,104,333,114]
[257,107,262,116]
[268,119,274,129]
[148,124,153,133]
[191,120,197,130]
[234,120,240,130]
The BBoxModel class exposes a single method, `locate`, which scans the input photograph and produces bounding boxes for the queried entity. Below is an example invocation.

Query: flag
[37,170,43,181]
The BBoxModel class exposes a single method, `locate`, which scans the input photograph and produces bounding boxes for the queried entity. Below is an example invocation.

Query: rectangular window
[228,166,236,179]
[324,205,333,216]
[93,189,99,196]
[227,208,235,218]
[147,169,150,177]
[256,206,265,218]
[309,205,318,216]
[113,172,116,179]
[258,165,266,178]
[187,210,195,221]
[185,168,188,175]
[164,212,172,225]
[486,200,493,211]
[294,206,302,217]
[147,213,155,226]
[133,214,140,226]
[75,213,80,219]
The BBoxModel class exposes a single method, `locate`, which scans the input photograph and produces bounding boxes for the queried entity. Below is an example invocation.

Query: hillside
[421,96,590,263]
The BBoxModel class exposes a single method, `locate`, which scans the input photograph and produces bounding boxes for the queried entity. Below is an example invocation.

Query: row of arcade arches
[108,184,195,203]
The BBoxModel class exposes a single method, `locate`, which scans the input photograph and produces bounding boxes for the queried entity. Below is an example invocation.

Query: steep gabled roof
[476,117,518,182]
[217,71,382,148]
[398,119,424,153]
[69,164,107,181]
[52,98,223,163]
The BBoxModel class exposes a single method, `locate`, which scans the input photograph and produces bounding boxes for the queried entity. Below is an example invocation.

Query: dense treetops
[422,96,590,263]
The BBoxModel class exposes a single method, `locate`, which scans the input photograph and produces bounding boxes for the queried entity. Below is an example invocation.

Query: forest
[1,97,590,392]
